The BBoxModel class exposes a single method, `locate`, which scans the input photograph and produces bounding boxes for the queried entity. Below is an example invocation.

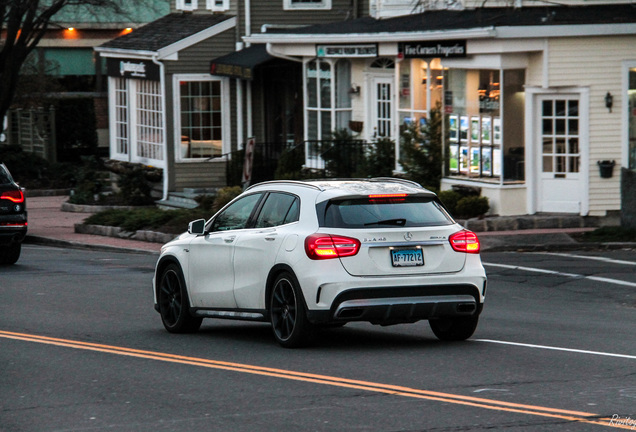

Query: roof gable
[98,13,235,57]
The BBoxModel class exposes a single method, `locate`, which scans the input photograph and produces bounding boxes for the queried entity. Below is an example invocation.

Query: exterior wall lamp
[605,92,613,113]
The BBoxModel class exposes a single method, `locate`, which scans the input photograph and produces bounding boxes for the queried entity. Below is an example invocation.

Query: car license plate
[391,249,424,267]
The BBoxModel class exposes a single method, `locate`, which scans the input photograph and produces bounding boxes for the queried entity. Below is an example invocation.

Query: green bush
[399,104,444,190]
[212,186,242,212]
[437,190,462,215]
[355,137,395,178]
[0,144,75,189]
[275,146,305,180]
[116,166,155,206]
[454,195,490,219]
[68,156,106,204]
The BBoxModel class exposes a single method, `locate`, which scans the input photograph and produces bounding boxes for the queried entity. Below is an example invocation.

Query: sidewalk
[22,194,629,254]
[25,195,162,254]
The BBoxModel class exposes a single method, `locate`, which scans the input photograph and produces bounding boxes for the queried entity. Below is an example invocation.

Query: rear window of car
[0,166,12,184]
[322,195,454,228]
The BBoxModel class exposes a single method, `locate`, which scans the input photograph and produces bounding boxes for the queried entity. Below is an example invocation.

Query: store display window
[444,68,525,182]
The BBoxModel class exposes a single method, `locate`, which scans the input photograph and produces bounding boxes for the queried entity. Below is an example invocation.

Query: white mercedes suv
[153,179,487,347]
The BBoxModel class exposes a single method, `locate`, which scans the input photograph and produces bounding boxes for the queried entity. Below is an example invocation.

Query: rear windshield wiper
[364,218,407,226]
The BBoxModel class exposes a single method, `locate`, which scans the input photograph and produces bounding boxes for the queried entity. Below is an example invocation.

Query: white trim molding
[283,0,332,11]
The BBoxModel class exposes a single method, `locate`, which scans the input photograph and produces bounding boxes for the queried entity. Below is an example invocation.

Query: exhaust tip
[456,303,476,314]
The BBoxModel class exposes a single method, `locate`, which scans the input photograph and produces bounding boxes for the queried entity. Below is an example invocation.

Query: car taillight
[449,230,480,254]
[1,190,24,203]
[305,234,361,260]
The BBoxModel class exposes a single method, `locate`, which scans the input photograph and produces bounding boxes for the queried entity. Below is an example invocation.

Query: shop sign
[399,40,466,59]
[106,58,160,81]
[210,62,252,80]
[316,44,378,58]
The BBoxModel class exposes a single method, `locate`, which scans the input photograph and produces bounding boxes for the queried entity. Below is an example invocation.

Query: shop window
[445,68,525,182]
[178,78,225,160]
[113,78,128,157]
[629,68,636,169]
[305,59,352,140]
[398,58,443,130]
[109,77,164,165]
[136,80,164,162]
[284,0,331,10]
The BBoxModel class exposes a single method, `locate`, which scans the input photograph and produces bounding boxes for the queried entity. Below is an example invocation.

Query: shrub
[275,146,305,180]
[68,156,107,204]
[0,144,74,189]
[116,166,155,206]
[355,137,395,178]
[399,104,444,190]
[437,190,462,215]
[212,186,242,212]
[454,195,490,219]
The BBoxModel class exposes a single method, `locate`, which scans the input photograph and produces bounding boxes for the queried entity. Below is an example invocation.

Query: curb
[24,235,159,255]
[74,224,176,244]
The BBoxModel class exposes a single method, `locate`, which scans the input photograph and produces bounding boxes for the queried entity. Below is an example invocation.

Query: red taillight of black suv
[1,189,24,203]
[449,230,481,254]
[305,234,361,260]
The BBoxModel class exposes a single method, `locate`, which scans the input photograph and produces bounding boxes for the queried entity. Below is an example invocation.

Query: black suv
[0,163,27,264]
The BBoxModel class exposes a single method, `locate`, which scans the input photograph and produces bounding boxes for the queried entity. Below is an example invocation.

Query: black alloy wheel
[270,272,310,348]
[158,263,202,333]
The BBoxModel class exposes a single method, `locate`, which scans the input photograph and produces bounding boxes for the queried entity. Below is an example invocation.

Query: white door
[188,192,264,308]
[370,76,393,139]
[537,96,583,213]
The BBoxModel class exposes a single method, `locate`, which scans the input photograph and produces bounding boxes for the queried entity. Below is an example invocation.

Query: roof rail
[245,180,324,192]
[369,177,424,189]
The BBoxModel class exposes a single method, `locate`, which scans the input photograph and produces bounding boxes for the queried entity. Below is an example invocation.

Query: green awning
[44,48,95,76]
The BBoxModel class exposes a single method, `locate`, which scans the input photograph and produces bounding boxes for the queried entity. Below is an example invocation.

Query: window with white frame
[177,76,227,160]
[113,78,128,157]
[176,0,197,11]
[109,77,165,165]
[206,0,229,11]
[136,80,164,162]
[305,58,352,140]
[284,0,331,10]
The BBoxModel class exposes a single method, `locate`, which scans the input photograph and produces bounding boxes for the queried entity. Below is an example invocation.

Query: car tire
[158,263,202,333]
[269,271,311,348]
[429,316,479,341]
[0,243,21,265]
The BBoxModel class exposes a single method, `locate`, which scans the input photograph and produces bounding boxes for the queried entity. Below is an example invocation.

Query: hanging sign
[399,40,466,59]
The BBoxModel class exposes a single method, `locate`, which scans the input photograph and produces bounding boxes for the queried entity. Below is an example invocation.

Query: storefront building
[246,4,636,217]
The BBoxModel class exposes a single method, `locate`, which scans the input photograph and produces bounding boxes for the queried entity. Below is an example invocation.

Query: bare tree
[0,0,156,122]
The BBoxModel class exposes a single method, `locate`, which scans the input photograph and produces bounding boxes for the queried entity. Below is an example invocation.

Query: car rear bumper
[0,219,27,244]
[306,283,484,326]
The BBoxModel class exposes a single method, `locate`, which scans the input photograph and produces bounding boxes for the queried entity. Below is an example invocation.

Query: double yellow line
[0,330,625,429]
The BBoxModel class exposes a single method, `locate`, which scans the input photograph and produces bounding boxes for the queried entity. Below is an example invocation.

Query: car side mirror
[188,219,206,235]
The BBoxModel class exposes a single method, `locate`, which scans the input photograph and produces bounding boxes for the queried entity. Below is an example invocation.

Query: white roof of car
[247,178,436,198]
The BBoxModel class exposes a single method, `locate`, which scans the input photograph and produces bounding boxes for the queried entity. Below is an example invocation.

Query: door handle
[224,236,236,244]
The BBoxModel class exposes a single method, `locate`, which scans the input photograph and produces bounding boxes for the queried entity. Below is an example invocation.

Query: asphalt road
[1,245,634,432]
